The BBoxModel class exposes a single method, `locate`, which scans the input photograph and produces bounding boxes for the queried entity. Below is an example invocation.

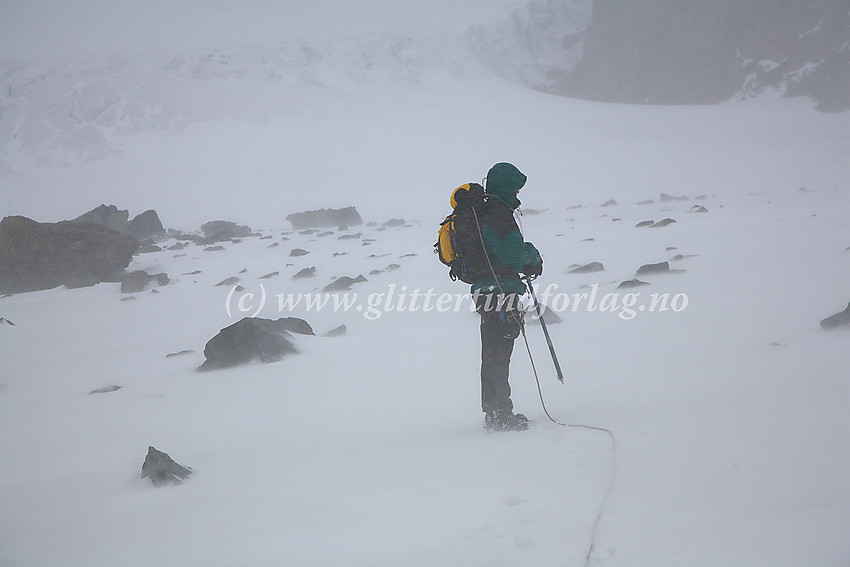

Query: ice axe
[524,275,564,383]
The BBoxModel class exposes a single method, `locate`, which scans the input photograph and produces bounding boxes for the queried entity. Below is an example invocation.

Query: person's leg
[477,293,522,413]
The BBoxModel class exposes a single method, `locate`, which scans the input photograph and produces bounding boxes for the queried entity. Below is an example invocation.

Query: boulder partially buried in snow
[636,262,671,276]
[0,215,139,294]
[286,207,363,230]
[323,275,367,292]
[525,304,563,326]
[569,262,605,274]
[121,270,168,293]
[200,220,252,243]
[141,446,193,487]
[820,302,850,330]
[197,317,314,371]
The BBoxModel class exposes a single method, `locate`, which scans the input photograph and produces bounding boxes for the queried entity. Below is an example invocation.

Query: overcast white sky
[0,0,525,61]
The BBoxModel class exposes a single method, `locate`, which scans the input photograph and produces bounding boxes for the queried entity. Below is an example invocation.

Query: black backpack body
[435,183,488,284]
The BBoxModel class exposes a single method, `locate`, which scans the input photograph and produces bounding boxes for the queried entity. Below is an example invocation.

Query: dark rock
[386,264,401,271]
[120,296,137,302]
[290,248,309,257]
[137,244,162,254]
[323,275,367,292]
[141,446,192,486]
[688,205,709,213]
[89,385,121,395]
[369,269,383,276]
[525,304,563,326]
[618,279,651,289]
[268,242,280,249]
[337,233,362,240]
[0,216,139,294]
[126,210,165,242]
[200,220,252,243]
[168,230,204,244]
[650,218,677,228]
[322,324,347,337]
[0,318,15,326]
[601,199,617,207]
[72,204,129,233]
[659,193,688,202]
[215,277,240,287]
[167,242,187,251]
[382,218,406,228]
[317,231,335,237]
[332,252,347,257]
[637,200,654,205]
[121,271,168,293]
[400,253,417,258]
[820,302,850,330]
[259,271,279,279]
[635,220,654,228]
[569,262,605,274]
[166,349,195,358]
[636,262,670,275]
[197,317,308,371]
[276,317,315,335]
[203,245,226,252]
[286,207,363,230]
[183,270,201,275]
[293,267,316,280]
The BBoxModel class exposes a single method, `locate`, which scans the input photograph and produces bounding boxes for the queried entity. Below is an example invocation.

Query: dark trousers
[476,293,523,413]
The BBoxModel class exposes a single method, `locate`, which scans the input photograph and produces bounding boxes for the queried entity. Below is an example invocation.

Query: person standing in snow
[472,162,543,431]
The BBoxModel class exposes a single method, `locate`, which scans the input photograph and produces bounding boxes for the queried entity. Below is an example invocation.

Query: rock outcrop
[0,216,138,294]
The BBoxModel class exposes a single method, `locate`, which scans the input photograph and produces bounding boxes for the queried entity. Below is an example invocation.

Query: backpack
[435,183,488,283]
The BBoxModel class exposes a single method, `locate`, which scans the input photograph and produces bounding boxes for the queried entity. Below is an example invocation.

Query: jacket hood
[485,163,526,209]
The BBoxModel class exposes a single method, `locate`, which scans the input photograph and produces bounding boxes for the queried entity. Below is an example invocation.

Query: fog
[0,0,526,60]
[1,2,848,566]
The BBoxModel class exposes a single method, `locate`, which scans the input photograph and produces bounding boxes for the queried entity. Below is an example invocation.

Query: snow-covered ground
[2,2,849,565]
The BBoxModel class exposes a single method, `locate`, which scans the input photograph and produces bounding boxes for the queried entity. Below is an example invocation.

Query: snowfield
[1,2,849,566]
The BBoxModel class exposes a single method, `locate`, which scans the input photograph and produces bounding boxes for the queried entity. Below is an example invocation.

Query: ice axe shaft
[525,277,564,383]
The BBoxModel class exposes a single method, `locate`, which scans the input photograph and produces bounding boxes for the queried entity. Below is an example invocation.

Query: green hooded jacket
[471,163,542,295]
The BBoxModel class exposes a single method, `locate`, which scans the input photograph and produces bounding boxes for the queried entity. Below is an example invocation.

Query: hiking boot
[484,409,529,432]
